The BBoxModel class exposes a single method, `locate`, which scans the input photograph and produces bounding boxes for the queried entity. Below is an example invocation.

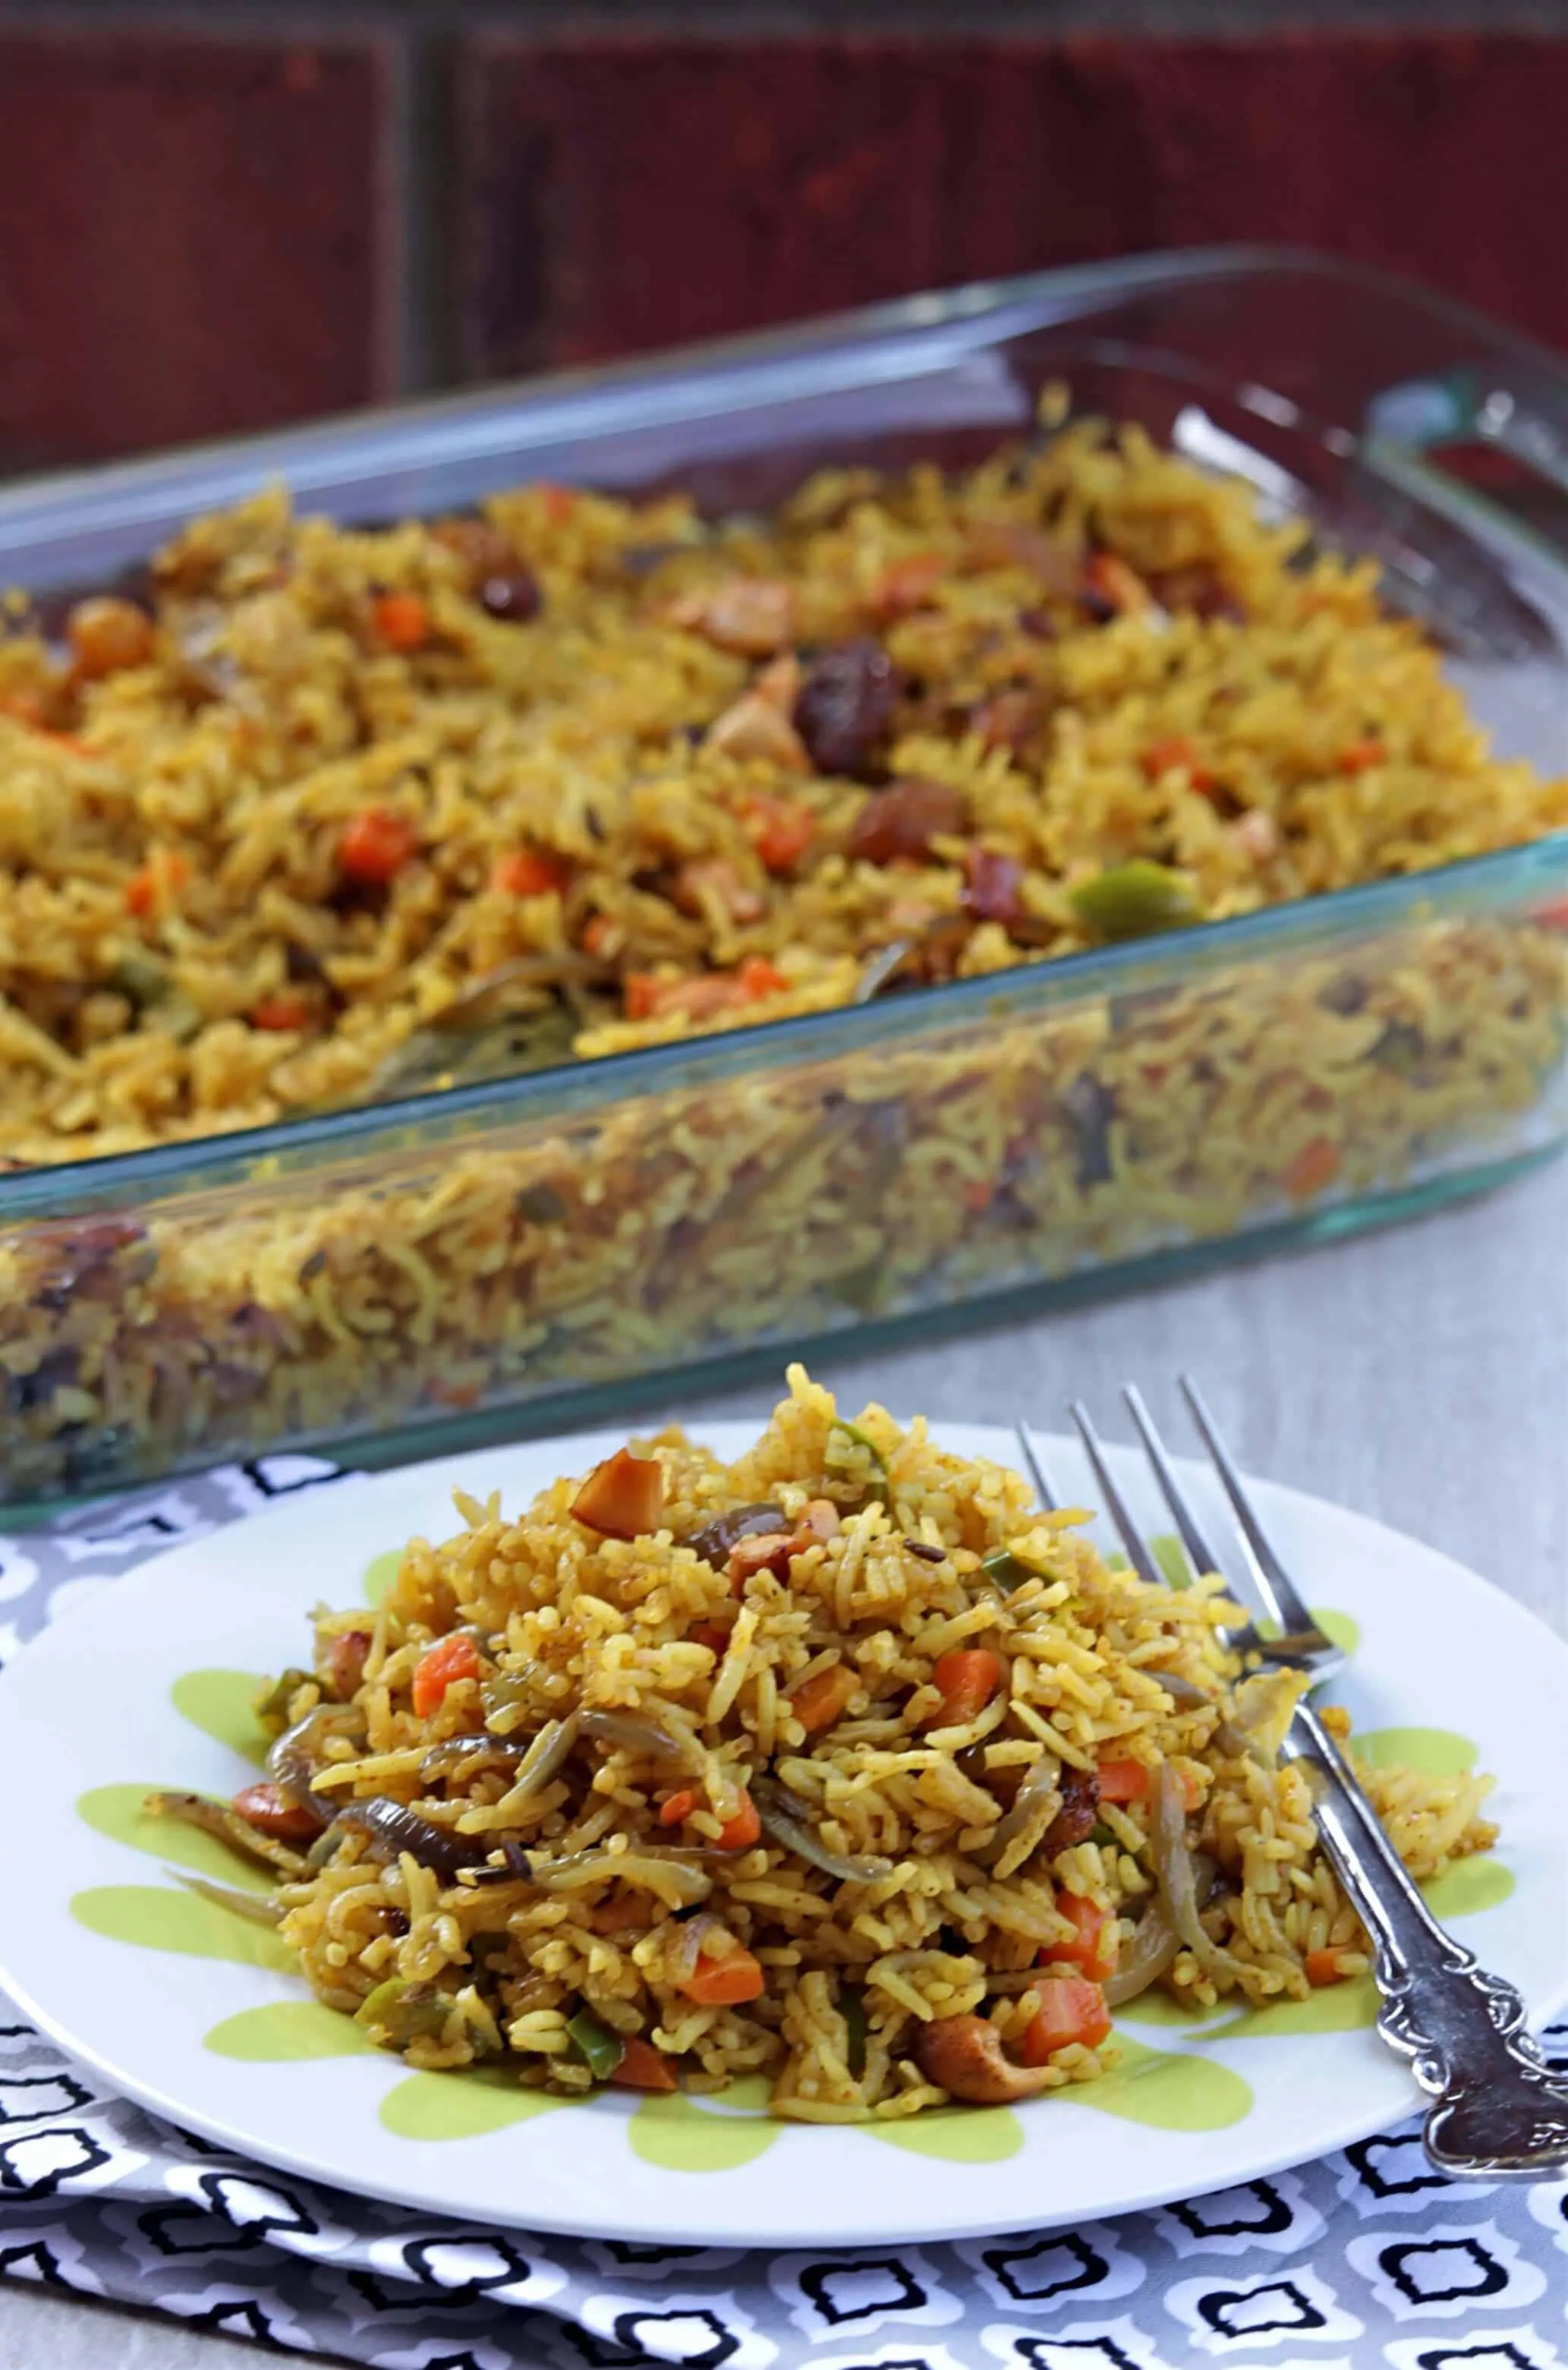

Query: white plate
[2,1421,1565,2247]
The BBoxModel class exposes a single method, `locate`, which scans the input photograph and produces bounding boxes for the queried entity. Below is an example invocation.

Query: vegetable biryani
[4,413,1566,1505]
[2,408,1566,1164]
[149,1372,1497,2119]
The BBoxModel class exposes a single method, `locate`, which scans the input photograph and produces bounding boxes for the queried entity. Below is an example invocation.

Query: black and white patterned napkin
[2,1457,1566,2370]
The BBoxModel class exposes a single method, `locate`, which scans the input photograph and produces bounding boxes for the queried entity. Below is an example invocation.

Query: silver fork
[1015,1383,1568,2181]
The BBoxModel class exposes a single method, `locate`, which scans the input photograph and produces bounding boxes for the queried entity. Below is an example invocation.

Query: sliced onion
[144,1789,306,1874]
[267,1703,364,1824]
[532,1848,712,1906]
[1102,1899,1179,2006]
[971,1753,1062,1871]
[578,1708,690,1763]
[1151,1767,1245,1979]
[306,1821,347,1868]
[1103,1851,1218,2007]
[456,1841,535,1889]
[1228,1669,1308,1766]
[1148,1668,1214,1711]
[172,1870,285,1929]
[504,1710,582,1798]
[754,1779,893,1883]
[670,1909,718,1979]
[420,1735,532,1781]
[685,1505,789,1568]
[335,1797,497,1884]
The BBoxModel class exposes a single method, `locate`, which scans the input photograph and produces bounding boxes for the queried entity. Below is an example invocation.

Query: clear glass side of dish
[2,248,1568,1505]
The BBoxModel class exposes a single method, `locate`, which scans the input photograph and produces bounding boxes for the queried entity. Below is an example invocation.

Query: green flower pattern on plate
[67,1555,1513,2169]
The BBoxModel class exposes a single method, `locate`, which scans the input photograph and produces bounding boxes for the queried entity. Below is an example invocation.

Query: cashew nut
[913,2014,1054,2104]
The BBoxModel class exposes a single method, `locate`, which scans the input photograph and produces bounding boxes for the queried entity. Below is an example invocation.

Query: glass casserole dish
[2,244,1566,1508]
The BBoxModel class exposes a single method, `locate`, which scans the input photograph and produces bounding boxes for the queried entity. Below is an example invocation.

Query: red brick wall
[0,35,387,472]
[1,22,1565,476]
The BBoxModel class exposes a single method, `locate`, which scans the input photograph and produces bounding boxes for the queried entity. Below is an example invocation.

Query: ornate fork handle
[1289,1703,1568,2179]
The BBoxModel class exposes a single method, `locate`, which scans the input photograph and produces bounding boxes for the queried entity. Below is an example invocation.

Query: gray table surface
[4,1155,1566,2370]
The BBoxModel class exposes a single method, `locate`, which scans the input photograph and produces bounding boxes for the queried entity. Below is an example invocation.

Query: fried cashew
[913,2015,1055,2104]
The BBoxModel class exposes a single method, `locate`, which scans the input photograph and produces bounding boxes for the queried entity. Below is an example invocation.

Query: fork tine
[1013,1422,1061,1511]
[1067,1400,1163,1588]
[1121,1385,1224,1578]
[1179,1373,1318,1640]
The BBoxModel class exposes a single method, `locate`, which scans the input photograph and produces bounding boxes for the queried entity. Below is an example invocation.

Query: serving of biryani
[3,410,1566,1502]
[147,1371,1497,2121]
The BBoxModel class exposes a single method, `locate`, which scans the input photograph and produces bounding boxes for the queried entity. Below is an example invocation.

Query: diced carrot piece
[1096,1757,1151,1804]
[789,1664,857,1737]
[428,1379,481,1409]
[571,1446,665,1540]
[1305,1946,1347,1986]
[126,850,190,917]
[872,550,946,619]
[963,1179,994,1215]
[372,591,432,653]
[1083,552,1148,614]
[325,1629,371,1700]
[1179,1767,1204,1814]
[411,1633,481,1719]
[1338,738,1384,774]
[737,955,789,1001]
[610,2036,679,2091]
[339,807,417,884]
[658,1789,697,1827]
[714,1789,761,1851]
[1042,1893,1117,1980]
[1140,735,1217,792]
[680,1948,766,2006]
[1283,1135,1342,1201]
[232,1782,322,1843]
[1141,736,1198,780]
[924,1648,1006,1729]
[743,795,816,874]
[622,972,738,1024]
[492,849,565,897]
[582,914,619,959]
[250,993,312,1032]
[540,483,578,525]
[1018,1974,1112,2063]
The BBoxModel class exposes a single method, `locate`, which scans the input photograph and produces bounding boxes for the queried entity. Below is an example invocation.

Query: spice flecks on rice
[165,1371,1497,2120]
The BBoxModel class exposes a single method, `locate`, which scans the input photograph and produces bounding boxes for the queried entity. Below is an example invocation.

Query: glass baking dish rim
[5,828,1566,1222]
[2,241,1564,528]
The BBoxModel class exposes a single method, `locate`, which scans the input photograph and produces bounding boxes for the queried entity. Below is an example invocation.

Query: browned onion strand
[970,1752,1062,1870]
[144,1789,307,1874]
[1102,1853,1217,2006]
[335,1797,490,1882]
[754,1778,893,1883]
[172,1870,286,1928]
[578,1708,691,1763]
[266,1703,364,1826]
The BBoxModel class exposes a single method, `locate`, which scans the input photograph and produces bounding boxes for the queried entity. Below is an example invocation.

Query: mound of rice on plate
[152,1369,1498,2120]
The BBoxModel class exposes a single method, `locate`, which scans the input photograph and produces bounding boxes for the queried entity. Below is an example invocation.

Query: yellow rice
[237,1369,1497,2121]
